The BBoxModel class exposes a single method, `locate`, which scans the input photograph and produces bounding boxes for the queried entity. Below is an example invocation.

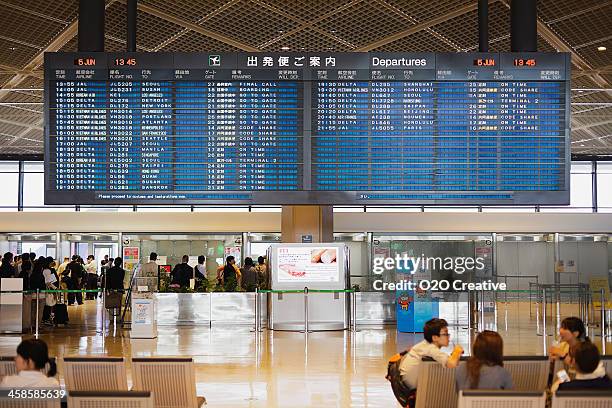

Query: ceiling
[0,0,610,157]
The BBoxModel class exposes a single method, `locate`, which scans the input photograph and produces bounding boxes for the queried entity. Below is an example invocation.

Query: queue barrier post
[601,288,607,354]
[35,289,40,339]
[542,287,547,355]
[251,287,262,333]
[351,290,358,333]
[301,287,310,334]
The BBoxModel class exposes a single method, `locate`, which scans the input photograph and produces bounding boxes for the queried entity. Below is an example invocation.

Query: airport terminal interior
[0,0,611,407]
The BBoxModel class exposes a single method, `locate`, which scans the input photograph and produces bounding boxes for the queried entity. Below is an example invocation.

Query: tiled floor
[0,299,609,407]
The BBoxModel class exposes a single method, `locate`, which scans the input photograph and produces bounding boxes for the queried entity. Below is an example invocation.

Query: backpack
[386,351,416,408]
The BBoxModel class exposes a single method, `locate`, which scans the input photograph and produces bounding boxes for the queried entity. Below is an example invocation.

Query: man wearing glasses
[399,318,464,399]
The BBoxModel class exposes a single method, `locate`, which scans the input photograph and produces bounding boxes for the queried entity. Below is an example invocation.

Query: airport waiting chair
[0,399,59,408]
[62,356,128,391]
[504,356,550,391]
[131,357,205,407]
[415,361,458,408]
[0,356,16,379]
[552,390,612,408]
[0,356,55,379]
[602,355,612,378]
[68,391,154,408]
[458,390,546,408]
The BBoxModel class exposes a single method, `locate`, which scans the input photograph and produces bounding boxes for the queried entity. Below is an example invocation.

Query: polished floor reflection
[0,299,610,407]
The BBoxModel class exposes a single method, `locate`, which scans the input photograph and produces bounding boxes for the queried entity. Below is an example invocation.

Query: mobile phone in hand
[557,369,570,383]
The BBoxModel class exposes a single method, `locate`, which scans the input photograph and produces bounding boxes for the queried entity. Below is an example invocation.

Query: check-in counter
[0,278,24,333]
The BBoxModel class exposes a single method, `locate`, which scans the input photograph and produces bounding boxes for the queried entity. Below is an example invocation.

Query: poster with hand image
[277,246,339,283]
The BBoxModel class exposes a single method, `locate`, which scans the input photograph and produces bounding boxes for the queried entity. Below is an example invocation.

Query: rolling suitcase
[53,291,69,325]
[53,303,68,325]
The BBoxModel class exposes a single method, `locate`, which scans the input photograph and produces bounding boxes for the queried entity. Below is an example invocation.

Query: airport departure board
[44,52,570,205]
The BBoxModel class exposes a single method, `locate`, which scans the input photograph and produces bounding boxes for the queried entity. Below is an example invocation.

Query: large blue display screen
[44,52,570,205]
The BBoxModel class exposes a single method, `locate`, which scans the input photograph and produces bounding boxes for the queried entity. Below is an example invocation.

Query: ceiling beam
[572,118,612,131]
[135,1,259,51]
[0,0,119,101]
[258,0,363,49]
[376,0,463,51]
[252,0,356,49]
[153,0,242,52]
[544,0,612,25]
[3,118,43,148]
[0,117,42,130]
[0,64,43,79]
[354,0,486,51]
[0,0,71,25]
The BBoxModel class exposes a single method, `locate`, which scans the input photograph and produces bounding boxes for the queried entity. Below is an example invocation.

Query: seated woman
[455,330,513,391]
[557,341,612,391]
[0,339,58,388]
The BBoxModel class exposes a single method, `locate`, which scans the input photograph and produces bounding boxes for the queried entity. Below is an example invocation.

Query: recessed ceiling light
[580,144,585,147]
[597,46,607,51]
[8,46,16,51]
[281,46,290,51]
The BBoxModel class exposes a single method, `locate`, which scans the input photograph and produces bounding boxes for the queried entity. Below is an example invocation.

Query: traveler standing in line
[171,255,193,288]
[42,257,58,325]
[18,253,32,291]
[140,252,159,278]
[65,255,84,305]
[0,339,58,388]
[220,256,240,292]
[240,257,258,292]
[57,257,70,276]
[255,256,268,289]
[194,255,206,280]
[29,257,47,292]
[455,330,513,390]
[14,255,22,276]
[84,255,98,300]
[29,257,47,329]
[104,257,126,291]
[0,252,16,278]
[103,257,125,317]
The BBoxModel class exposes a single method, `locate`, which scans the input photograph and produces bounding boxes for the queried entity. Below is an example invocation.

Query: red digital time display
[114,58,137,66]
[473,58,496,66]
[74,57,96,66]
[513,58,536,67]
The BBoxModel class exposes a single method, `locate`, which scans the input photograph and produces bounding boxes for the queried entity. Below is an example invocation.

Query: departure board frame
[44,52,571,205]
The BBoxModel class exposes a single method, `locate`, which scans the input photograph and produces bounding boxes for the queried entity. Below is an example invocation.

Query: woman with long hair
[455,330,513,390]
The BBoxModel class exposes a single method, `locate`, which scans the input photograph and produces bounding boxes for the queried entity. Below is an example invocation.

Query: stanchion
[251,288,261,333]
[35,289,40,339]
[479,288,485,331]
[536,287,541,335]
[556,287,561,333]
[102,284,106,338]
[601,288,607,354]
[301,287,310,334]
[351,290,358,333]
[542,287,547,355]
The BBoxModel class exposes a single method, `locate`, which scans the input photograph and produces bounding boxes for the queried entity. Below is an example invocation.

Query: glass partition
[122,233,242,286]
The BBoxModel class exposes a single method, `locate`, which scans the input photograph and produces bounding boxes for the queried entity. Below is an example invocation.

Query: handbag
[104,291,123,309]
